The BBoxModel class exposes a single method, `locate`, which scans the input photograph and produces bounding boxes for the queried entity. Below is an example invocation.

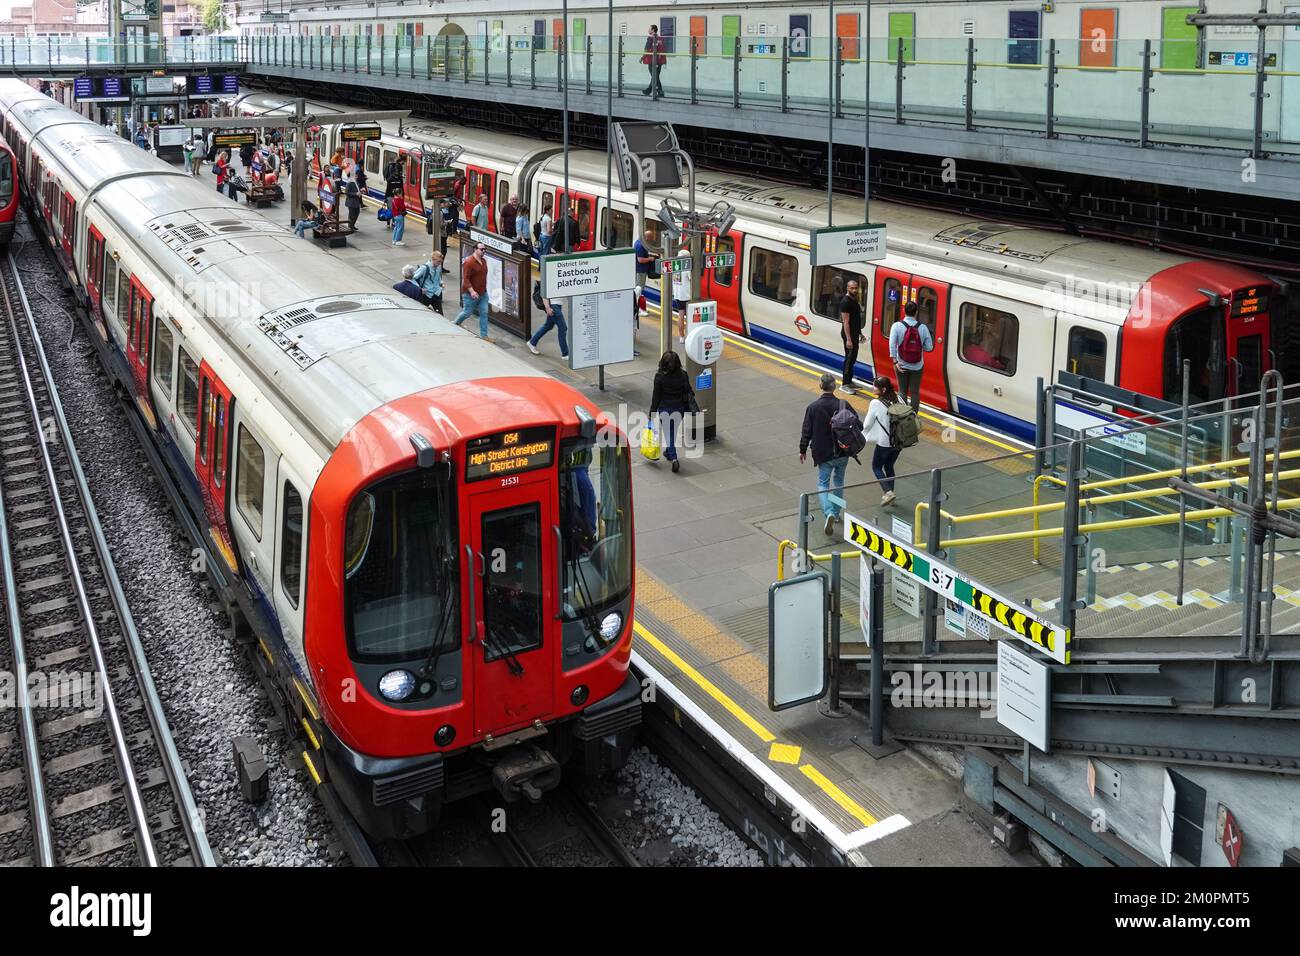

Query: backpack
[533,220,541,241]
[898,320,925,365]
[532,281,545,310]
[888,402,920,448]
[830,400,867,463]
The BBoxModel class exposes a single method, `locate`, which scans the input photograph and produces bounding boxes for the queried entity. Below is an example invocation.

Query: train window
[1066,327,1108,381]
[644,219,663,249]
[235,424,265,540]
[198,378,210,463]
[540,190,554,223]
[481,503,543,661]
[115,267,130,332]
[748,247,797,305]
[102,254,116,316]
[381,148,397,179]
[712,235,735,287]
[213,394,226,486]
[281,482,303,609]
[497,178,509,215]
[1163,307,1225,404]
[152,322,174,394]
[958,302,1019,376]
[0,152,9,203]
[559,440,632,620]
[575,197,593,247]
[409,155,421,188]
[344,472,459,663]
[178,351,199,438]
[365,144,379,176]
[600,207,633,249]
[915,286,939,335]
[880,277,904,333]
[813,266,866,319]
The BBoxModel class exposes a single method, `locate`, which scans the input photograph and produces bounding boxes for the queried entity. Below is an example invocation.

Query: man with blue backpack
[800,373,866,536]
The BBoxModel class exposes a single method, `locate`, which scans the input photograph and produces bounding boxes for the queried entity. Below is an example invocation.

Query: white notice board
[996,640,1051,752]
[569,290,636,370]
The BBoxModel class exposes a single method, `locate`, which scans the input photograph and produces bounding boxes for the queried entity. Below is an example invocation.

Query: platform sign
[843,514,1071,663]
[811,223,887,267]
[704,251,735,270]
[73,76,93,99]
[996,640,1051,752]
[215,131,256,149]
[221,74,241,94]
[425,167,458,200]
[542,249,635,299]
[685,300,717,327]
[659,255,691,276]
[569,289,636,370]
[468,227,513,255]
[340,123,381,143]
[768,571,828,711]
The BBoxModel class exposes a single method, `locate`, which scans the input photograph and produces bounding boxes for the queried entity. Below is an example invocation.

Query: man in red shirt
[453,242,492,340]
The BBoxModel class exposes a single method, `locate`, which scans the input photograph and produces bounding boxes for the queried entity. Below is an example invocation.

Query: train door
[464,165,495,228]
[554,188,596,251]
[870,268,950,410]
[124,276,154,408]
[401,147,424,215]
[701,229,745,334]
[228,408,275,601]
[272,465,308,673]
[59,192,75,260]
[85,225,104,312]
[1052,316,1114,390]
[195,362,238,572]
[466,474,557,735]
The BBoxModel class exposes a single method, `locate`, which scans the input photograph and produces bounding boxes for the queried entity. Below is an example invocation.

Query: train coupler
[490,745,561,804]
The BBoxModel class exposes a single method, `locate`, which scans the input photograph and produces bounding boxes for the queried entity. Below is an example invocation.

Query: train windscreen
[558,440,632,627]
[0,152,11,203]
[1163,306,1225,405]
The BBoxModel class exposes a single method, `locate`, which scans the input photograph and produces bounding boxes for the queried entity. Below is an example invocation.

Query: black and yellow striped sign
[845,514,1071,664]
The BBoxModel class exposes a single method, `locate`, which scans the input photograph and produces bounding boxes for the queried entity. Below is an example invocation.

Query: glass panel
[212,394,226,485]
[812,266,866,319]
[178,352,199,437]
[281,483,304,609]
[481,503,543,661]
[749,246,797,305]
[958,302,1018,375]
[1164,307,1225,403]
[1067,326,1108,381]
[712,234,736,286]
[560,442,632,620]
[345,471,458,662]
[198,378,209,463]
[1236,334,1263,396]
[115,267,130,330]
[881,276,903,333]
[152,321,174,393]
[235,424,266,539]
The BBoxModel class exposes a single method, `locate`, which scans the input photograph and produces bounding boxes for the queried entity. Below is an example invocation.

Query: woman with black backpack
[649,351,696,473]
[864,377,902,506]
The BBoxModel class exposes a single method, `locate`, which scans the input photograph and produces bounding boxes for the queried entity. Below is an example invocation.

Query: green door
[722,15,740,55]
[1160,7,1200,69]
[888,12,915,63]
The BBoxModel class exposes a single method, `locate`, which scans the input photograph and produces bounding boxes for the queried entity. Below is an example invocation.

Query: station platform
[219,169,1041,866]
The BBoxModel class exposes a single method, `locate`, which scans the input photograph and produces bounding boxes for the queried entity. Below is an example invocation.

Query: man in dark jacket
[800,372,855,535]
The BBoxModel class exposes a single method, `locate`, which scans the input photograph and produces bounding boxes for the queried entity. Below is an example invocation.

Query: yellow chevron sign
[844,514,1071,664]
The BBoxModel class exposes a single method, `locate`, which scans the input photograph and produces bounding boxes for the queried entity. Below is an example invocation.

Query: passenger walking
[181,138,194,174]
[189,136,204,176]
[799,373,858,535]
[839,278,865,395]
[413,254,444,312]
[515,204,531,253]
[390,192,407,245]
[642,25,666,98]
[538,201,554,256]
[472,193,489,231]
[528,286,569,358]
[864,377,903,506]
[453,242,492,340]
[649,351,694,473]
[344,174,363,232]
[214,150,230,194]
[440,197,458,263]
[500,193,519,238]
[889,299,934,411]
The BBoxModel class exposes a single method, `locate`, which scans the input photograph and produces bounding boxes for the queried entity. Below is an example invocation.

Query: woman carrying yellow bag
[640,419,661,461]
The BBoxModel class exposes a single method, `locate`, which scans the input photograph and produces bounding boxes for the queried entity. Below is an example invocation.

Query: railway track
[0,249,213,867]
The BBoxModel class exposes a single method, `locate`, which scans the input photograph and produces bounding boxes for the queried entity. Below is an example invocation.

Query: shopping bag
[377,207,392,222]
[640,422,661,461]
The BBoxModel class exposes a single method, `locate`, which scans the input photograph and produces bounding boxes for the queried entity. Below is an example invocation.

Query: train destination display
[465,427,556,481]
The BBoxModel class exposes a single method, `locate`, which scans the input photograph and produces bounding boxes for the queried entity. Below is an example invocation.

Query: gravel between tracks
[13,231,336,866]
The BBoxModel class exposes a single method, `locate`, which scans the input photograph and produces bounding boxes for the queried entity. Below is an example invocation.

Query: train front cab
[309,392,640,840]
[0,143,15,247]
[1120,262,1278,406]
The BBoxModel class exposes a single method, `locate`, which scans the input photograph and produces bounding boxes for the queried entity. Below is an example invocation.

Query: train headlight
[378,669,416,702]
[599,612,623,644]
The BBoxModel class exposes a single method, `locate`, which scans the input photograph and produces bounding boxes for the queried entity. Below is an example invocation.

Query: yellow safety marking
[258,637,273,666]
[768,742,802,765]
[799,764,878,828]
[300,717,320,751]
[294,678,320,721]
[633,621,775,743]
[302,751,322,786]
[640,304,1022,455]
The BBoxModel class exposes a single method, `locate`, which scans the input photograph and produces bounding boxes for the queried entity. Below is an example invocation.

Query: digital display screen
[102,76,123,98]
[465,426,555,482]
[188,74,215,95]
[74,76,93,99]
[1231,287,1269,318]
[340,124,381,142]
[214,131,256,148]
[73,76,127,101]
[222,74,241,94]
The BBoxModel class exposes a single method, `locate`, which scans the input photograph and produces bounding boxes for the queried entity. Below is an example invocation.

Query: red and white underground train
[0,136,16,247]
[0,79,640,838]
[227,89,1282,440]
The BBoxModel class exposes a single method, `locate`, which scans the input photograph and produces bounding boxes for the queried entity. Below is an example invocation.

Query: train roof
[5,86,549,453]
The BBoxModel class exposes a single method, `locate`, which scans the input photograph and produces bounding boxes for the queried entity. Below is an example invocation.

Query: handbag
[640,422,661,461]
[640,53,652,65]
[377,207,392,222]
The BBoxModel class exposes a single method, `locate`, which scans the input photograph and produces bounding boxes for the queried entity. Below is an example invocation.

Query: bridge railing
[0,34,242,67]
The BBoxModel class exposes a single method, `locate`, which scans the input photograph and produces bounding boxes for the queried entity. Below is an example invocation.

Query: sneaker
[393,241,404,246]
[838,384,857,395]
[527,342,540,355]
[881,491,896,506]
[823,514,836,536]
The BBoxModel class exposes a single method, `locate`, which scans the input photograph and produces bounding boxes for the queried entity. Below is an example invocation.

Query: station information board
[465,426,555,481]
[425,167,458,200]
[73,76,128,102]
[214,131,257,149]
[340,124,381,143]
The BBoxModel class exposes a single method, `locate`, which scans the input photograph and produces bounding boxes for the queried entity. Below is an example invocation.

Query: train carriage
[0,79,641,839]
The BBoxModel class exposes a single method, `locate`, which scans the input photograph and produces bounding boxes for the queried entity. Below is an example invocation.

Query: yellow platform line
[634,619,881,832]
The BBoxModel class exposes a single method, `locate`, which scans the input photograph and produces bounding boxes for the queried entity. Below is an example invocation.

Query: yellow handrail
[776,538,859,581]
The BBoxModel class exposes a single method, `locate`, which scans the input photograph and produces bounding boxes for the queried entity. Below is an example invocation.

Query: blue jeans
[657,407,685,462]
[817,457,849,520]
[294,219,313,238]
[455,292,491,338]
[540,234,553,256]
[392,214,405,242]
[872,445,901,493]
[529,303,568,357]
